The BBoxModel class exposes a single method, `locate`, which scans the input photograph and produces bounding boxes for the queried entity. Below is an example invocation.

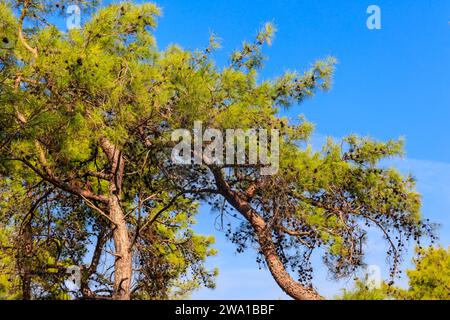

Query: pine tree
[0,0,434,300]
[392,246,450,300]
[0,0,216,300]
[337,246,450,300]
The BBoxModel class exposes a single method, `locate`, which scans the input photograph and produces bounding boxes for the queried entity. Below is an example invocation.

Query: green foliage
[0,0,217,299]
[337,280,388,300]
[337,246,450,300]
[0,226,21,300]
[392,246,450,300]
[0,0,435,299]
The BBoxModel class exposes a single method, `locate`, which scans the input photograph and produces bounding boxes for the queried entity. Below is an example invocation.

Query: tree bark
[256,226,323,300]
[212,168,323,300]
[100,137,133,300]
[109,192,132,300]
[234,199,322,300]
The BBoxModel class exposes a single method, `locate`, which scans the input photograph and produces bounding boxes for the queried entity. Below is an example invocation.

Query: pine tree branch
[18,0,38,58]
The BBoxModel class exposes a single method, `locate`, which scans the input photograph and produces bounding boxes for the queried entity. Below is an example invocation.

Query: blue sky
[95,0,450,298]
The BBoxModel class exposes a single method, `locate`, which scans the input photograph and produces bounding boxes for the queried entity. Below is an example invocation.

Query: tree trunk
[256,227,323,300]
[212,169,323,300]
[246,206,322,300]
[109,194,132,300]
[100,137,133,300]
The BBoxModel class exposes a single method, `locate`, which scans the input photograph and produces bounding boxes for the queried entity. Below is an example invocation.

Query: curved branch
[18,0,38,58]
[211,167,323,300]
